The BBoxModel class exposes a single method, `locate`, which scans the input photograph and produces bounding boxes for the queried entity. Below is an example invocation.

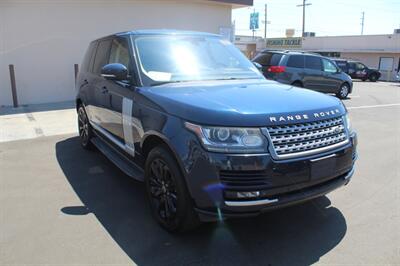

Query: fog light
[237,191,260,199]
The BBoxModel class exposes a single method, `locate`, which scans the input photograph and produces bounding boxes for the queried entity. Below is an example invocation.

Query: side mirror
[253,62,263,71]
[101,63,128,81]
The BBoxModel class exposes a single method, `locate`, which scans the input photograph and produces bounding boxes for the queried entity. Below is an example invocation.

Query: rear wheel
[369,73,378,82]
[77,105,94,150]
[145,145,200,232]
[336,83,350,99]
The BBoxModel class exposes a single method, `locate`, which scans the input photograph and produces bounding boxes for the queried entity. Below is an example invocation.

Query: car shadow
[56,137,347,266]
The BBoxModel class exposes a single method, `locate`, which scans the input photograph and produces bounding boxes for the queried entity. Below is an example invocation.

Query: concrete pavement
[0,82,399,265]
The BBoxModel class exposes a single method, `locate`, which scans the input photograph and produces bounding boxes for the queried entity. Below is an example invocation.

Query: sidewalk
[0,101,77,143]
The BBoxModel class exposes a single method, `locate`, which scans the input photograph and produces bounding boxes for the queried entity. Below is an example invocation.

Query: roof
[260,49,320,56]
[100,29,219,39]
[93,29,220,42]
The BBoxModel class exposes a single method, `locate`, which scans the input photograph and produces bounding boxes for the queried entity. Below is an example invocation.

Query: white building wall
[0,0,232,106]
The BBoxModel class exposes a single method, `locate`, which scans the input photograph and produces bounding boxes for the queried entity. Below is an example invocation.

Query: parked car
[333,59,381,82]
[76,30,357,232]
[252,50,353,99]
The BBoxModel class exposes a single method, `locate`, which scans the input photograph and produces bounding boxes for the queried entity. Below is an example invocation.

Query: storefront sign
[266,38,302,48]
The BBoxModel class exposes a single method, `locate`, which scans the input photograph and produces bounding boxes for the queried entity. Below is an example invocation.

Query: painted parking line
[347,103,400,110]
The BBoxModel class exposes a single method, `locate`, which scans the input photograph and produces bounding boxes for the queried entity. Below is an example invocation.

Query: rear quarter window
[253,53,283,66]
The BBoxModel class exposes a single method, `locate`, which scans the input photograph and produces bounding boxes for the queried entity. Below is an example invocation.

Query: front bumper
[177,131,357,222]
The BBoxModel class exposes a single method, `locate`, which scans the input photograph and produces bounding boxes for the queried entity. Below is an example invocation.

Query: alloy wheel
[78,107,90,146]
[340,85,349,98]
[148,158,178,223]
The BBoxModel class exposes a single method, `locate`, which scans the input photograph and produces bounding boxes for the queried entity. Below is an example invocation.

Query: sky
[232,0,400,38]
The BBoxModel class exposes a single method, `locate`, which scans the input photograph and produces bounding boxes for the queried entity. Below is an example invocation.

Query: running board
[91,137,144,181]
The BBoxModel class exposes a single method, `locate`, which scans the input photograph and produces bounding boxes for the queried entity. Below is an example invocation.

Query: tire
[336,83,350,99]
[361,78,367,81]
[369,73,378,82]
[292,81,303,88]
[77,105,94,150]
[145,145,200,232]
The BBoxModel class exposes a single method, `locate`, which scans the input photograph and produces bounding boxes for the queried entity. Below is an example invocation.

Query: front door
[101,37,141,157]
[321,58,342,92]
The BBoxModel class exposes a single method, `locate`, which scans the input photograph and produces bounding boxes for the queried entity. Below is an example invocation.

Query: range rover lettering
[76,30,358,232]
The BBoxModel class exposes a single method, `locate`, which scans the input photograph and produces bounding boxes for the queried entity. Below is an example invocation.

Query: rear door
[90,39,112,128]
[285,54,305,83]
[303,55,324,90]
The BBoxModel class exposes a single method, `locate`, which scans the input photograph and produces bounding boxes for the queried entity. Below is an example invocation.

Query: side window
[305,56,322,70]
[356,63,366,70]
[322,59,338,73]
[81,42,96,72]
[109,38,131,74]
[93,39,112,74]
[287,55,304,68]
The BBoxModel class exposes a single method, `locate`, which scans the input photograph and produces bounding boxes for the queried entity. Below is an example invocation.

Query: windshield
[133,35,264,86]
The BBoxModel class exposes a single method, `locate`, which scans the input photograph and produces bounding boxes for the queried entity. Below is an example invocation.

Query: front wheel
[336,83,350,99]
[145,145,200,233]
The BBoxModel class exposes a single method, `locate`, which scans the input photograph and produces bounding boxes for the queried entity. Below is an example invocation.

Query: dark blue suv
[76,30,357,232]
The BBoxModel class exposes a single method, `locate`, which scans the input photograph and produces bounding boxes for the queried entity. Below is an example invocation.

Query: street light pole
[297,0,312,37]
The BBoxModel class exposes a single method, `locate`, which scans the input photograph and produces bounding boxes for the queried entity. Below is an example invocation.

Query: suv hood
[139,79,346,127]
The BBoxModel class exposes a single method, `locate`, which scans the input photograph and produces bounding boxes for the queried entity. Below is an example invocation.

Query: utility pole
[361,11,365,35]
[264,3,267,41]
[297,0,312,37]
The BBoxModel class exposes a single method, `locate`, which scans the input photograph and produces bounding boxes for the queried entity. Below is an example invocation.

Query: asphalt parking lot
[1,81,399,265]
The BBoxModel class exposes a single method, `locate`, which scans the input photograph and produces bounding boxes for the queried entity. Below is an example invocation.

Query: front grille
[265,117,348,159]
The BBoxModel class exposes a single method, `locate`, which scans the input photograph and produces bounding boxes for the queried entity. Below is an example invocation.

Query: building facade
[0,0,252,106]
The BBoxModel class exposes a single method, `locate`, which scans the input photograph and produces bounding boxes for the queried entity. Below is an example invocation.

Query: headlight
[344,114,352,132]
[185,122,268,153]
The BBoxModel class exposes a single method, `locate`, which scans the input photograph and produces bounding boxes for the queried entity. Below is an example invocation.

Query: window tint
[287,55,304,68]
[305,56,322,70]
[93,39,112,74]
[81,42,96,72]
[253,53,282,66]
[109,38,131,74]
[323,59,338,73]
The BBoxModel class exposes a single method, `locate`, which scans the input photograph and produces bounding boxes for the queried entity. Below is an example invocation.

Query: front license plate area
[310,156,336,180]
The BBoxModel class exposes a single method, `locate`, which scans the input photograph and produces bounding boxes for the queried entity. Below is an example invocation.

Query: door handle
[101,86,108,94]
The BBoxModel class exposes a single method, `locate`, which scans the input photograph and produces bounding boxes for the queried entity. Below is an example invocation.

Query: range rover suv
[252,50,353,99]
[76,30,357,232]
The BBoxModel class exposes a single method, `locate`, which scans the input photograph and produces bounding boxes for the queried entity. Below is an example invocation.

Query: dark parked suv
[76,30,357,232]
[252,50,353,99]
[333,59,381,82]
